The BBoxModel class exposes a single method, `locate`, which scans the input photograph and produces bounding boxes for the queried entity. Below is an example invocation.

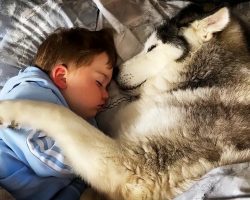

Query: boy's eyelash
[96,80,103,87]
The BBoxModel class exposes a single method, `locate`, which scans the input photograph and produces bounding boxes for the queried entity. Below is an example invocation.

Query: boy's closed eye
[95,72,110,88]
[96,80,103,87]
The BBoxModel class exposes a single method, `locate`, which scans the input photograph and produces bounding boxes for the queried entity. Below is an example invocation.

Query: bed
[0,0,250,199]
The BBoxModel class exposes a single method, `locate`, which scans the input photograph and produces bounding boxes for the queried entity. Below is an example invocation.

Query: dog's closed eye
[147,44,156,52]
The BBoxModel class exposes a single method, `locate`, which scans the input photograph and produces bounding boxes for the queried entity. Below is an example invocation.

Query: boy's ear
[50,64,68,89]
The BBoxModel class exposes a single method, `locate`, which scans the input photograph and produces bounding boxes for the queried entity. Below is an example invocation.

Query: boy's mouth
[97,104,105,111]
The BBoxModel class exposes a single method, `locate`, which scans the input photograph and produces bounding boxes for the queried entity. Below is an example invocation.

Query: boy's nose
[102,89,109,100]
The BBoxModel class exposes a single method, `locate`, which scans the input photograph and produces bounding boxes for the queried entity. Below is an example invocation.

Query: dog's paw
[0,118,19,129]
[0,101,20,129]
[7,120,19,129]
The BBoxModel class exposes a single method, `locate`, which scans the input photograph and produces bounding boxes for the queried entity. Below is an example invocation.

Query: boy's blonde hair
[33,27,117,73]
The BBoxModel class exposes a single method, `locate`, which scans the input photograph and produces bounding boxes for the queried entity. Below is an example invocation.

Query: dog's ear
[198,7,230,42]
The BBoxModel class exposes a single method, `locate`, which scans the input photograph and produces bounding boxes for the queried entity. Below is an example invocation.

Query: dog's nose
[112,66,120,80]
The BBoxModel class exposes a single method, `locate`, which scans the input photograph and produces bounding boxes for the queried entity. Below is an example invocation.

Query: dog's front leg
[0,100,125,198]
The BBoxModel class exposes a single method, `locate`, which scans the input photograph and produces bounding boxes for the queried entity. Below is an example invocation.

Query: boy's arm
[0,139,73,200]
[1,82,73,176]
[0,81,87,199]
[52,178,87,200]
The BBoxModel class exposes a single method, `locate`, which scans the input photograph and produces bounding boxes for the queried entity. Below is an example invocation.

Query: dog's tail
[0,100,125,196]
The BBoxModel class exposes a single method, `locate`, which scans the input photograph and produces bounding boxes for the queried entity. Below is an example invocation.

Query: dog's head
[116,5,248,97]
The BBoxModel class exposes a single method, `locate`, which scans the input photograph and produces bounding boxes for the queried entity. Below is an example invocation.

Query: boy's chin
[86,109,98,119]
[75,111,95,120]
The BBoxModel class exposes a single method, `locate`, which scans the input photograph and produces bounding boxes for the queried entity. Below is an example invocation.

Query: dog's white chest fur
[101,93,186,139]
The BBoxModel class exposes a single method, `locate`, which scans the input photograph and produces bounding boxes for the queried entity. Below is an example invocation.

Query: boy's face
[58,52,113,119]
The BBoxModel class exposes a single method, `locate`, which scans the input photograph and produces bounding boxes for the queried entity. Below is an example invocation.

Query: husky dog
[0,4,249,200]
